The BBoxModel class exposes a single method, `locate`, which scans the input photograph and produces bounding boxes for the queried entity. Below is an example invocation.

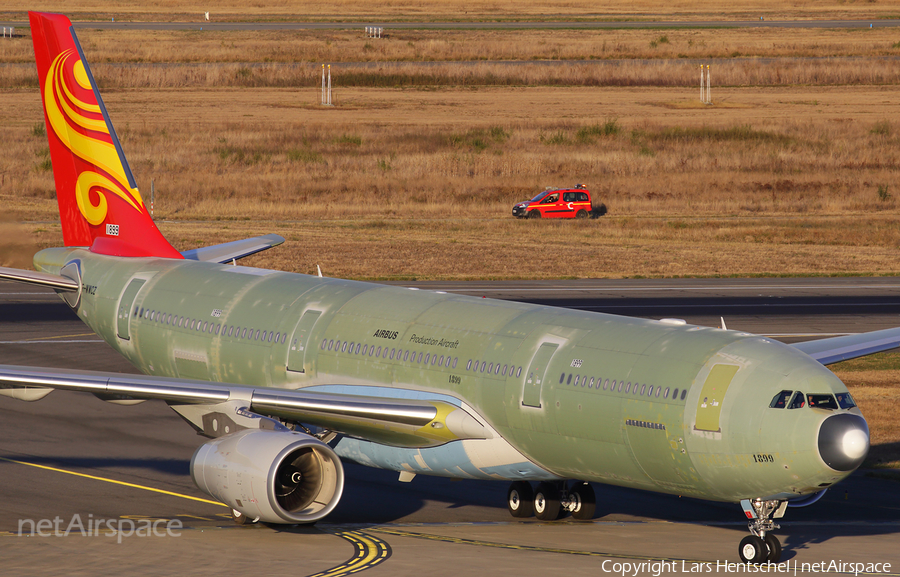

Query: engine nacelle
[191,429,344,524]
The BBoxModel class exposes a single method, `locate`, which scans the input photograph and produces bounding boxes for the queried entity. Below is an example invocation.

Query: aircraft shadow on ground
[327,462,900,557]
[2,453,895,554]
[0,302,78,323]
[0,455,190,477]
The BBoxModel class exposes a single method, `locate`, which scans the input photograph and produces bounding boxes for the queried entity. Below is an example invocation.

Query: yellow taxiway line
[309,531,391,577]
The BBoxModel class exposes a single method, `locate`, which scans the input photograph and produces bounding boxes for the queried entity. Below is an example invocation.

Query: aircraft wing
[0,364,488,448]
[180,234,285,264]
[0,266,78,291]
[790,326,900,365]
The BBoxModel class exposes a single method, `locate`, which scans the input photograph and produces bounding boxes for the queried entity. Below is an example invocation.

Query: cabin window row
[465,360,523,379]
[626,419,666,431]
[321,338,459,369]
[560,372,687,401]
[134,306,287,344]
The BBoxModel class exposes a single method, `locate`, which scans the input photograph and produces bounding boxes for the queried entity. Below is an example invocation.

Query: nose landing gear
[738,499,786,563]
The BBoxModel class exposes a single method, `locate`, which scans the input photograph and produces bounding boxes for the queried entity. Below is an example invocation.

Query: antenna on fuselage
[317,264,323,278]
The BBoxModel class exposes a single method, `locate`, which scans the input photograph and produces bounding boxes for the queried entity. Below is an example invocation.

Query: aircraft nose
[818,413,870,472]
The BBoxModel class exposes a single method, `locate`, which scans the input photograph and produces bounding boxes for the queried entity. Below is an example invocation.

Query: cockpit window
[835,392,857,409]
[769,390,793,409]
[787,391,806,409]
[807,394,839,410]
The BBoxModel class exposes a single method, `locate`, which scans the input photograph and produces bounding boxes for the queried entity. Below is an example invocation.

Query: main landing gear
[738,499,786,564]
[506,481,596,521]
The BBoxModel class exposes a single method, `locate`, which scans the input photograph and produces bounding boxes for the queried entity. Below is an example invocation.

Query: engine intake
[191,429,344,524]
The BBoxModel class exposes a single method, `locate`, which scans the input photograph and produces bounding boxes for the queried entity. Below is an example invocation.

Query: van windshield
[530,190,554,202]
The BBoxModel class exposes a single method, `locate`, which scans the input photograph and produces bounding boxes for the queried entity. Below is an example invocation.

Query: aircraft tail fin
[29,12,182,259]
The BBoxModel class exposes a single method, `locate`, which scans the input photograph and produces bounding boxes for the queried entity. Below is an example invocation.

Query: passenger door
[522,342,559,408]
[286,309,322,374]
[116,278,146,340]
[539,193,561,218]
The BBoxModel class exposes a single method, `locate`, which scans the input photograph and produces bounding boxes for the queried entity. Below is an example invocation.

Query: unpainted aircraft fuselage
[35,246,856,503]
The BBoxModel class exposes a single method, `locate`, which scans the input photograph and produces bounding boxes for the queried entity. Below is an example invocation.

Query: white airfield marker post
[700,64,704,103]
[320,64,333,106]
[700,64,712,105]
[327,65,332,106]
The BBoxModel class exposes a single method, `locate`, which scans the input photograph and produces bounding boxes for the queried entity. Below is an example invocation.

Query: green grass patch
[576,119,620,143]
[449,129,493,152]
[647,125,794,146]
[489,126,511,143]
[215,144,269,165]
[334,134,362,146]
[541,130,570,145]
[870,120,891,136]
[287,149,323,163]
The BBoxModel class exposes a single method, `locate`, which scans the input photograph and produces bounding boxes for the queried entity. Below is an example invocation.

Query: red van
[512,185,596,219]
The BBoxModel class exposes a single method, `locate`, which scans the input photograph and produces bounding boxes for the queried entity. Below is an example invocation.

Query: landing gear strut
[738,499,786,563]
[505,481,597,521]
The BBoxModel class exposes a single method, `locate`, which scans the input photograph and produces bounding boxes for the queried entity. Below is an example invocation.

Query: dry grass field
[1,21,897,280]
[2,84,898,280]
[1,0,897,22]
[5,28,900,66]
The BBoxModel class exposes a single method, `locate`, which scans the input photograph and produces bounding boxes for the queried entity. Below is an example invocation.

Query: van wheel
[575,210,588,219]
[528,210,542,219]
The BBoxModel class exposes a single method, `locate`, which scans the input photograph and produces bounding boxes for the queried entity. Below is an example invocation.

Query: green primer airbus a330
[1,11,897,564]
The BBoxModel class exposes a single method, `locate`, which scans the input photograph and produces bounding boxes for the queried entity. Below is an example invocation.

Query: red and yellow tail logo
[30,12,182,259]
[44,49,144,226]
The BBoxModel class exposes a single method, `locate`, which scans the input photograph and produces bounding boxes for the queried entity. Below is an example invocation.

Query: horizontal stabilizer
[0,266,78,291]
[180,234,285,264]
[0,364,487,448]
[791,326,900,365]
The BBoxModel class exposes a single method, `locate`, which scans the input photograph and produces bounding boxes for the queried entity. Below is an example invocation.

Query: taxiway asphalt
[1,279,898,576]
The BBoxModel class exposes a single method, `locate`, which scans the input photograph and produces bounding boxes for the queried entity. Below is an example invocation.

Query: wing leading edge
[180,234,285,264]
[0,364,488,448]
[791,326,900,365]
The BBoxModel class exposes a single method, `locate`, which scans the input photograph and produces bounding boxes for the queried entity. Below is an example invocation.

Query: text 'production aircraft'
[2,11,898,564]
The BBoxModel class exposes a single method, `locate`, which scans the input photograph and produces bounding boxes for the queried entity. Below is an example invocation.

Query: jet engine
[191,429,344,524]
